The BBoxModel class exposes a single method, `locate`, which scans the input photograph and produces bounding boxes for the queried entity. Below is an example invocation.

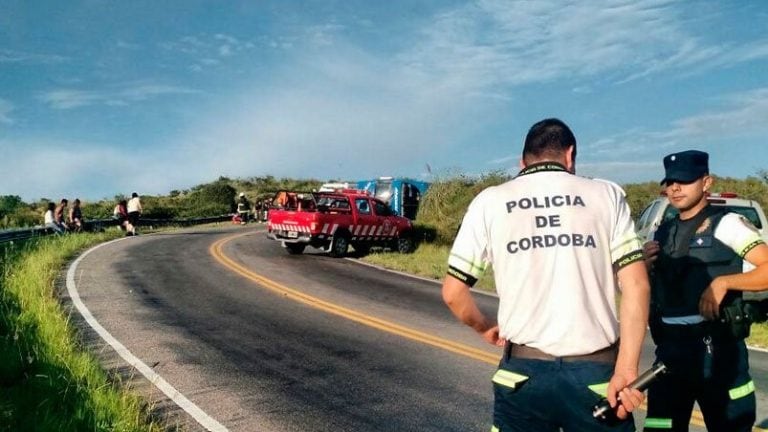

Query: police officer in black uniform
[643,150,768,431]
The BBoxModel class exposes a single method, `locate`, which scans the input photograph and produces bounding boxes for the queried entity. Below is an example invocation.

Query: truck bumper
[267,231,311,244]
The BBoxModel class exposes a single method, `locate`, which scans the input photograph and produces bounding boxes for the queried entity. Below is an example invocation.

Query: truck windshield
[662,205,762,229]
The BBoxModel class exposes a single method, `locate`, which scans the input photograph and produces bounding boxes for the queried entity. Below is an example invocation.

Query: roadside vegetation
[0,232,162,431]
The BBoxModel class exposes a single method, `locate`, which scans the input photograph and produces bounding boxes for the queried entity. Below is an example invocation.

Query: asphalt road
[62,226,768,431]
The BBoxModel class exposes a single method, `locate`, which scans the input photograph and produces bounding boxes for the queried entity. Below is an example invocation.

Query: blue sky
[2,1,767,202]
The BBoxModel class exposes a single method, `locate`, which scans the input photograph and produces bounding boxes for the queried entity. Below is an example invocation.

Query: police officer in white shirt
[442,118,650,432]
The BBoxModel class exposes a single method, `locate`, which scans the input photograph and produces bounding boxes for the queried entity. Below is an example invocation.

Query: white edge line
[346,257,768,353]
[66,237,229,432]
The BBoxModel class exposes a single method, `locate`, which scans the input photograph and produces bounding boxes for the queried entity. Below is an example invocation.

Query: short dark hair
[522,118,577,163]
[61,198,68,205]
[132,192,138,198]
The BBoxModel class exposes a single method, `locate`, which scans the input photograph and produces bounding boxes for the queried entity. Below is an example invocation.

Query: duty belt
[504,342,618,363]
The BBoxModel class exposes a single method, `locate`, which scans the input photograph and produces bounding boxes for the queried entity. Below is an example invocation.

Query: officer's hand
[607,371,644,419]
[642,241,660,269]
[699,278,728,320]
[481,325,504,347]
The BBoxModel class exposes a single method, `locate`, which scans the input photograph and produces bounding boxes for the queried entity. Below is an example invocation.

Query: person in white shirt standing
[442,118,650,432]
[127,192,142,235]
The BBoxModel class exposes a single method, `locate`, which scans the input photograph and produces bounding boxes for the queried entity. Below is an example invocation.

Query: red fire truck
[266,189,415,258]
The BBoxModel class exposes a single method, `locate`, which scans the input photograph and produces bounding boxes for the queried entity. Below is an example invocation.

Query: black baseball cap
[660,150,709,185]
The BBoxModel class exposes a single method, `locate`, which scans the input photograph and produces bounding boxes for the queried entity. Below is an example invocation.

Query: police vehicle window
[356,198,371,214]
[638,200,662,230]
[374,201,392,216]
[725,206,762,229]
[636,203,654,230]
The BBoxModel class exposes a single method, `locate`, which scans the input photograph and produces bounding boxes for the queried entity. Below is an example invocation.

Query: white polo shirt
[447,163,644,356]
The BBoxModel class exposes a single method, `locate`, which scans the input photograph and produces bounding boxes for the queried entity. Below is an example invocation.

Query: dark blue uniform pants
[492,354,635,432]
[644,335,755,431]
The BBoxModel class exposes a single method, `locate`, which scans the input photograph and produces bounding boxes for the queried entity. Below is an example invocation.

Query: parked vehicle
[355,177,429,220]
[266,189,414,257]
[636,192,768,242]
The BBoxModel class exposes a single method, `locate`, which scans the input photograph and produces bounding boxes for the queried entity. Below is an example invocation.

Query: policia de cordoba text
[505,194,596,254]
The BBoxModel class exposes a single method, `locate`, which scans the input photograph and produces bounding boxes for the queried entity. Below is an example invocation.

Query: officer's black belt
[504,341,618,363]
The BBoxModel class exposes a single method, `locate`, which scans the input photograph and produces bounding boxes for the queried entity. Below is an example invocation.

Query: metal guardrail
[0,215,234,245]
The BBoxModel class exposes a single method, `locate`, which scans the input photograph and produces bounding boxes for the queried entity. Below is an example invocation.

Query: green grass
[360,243,768,348]
[0,230,163,432]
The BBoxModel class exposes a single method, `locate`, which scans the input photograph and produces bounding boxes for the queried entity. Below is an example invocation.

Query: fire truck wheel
[330,234,350,258]
[285,243,306,255]
[396,236,414,254]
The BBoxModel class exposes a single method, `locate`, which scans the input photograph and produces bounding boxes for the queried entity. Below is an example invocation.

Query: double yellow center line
[211,232,766,432]
[211,234,499,365]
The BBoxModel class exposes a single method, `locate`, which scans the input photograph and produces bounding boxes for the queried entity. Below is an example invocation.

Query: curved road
[63,226,767,431]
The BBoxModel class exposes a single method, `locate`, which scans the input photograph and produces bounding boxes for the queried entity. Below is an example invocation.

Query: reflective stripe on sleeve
[448,252,487,278]
[729,380,755,400]
[644,417,672,429]
[491,369,528,389]
[587,382,608,397]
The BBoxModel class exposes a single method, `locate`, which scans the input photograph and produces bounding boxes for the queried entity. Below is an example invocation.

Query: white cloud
[578,161,661,185]
[161,33,256,70]
[401,0,765,90]
[0,48,67,64]
[38,84,200,110]
[0,136,196,202]
[0,98,14,125]
[578,87,768,176]
[667,88,768,140]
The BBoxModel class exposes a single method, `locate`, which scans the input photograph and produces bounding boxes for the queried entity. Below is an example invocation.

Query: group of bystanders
[112,192,142,236]
[43,198,83,234]
[42,192,142,237]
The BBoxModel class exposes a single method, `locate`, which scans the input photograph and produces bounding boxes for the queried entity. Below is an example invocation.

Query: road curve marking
[214,233,768,432]
[210,233,500,365]
[67,237,229,432]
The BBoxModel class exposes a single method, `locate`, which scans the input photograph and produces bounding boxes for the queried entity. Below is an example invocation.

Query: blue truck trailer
[355,177,430,220]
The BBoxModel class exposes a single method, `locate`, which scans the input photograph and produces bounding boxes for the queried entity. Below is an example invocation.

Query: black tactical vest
[651,206,743,318]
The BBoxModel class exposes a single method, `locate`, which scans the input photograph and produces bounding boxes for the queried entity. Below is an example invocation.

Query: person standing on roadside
[441,118,650,432]
[127,192,142,235]
[114,199,135,235]
[68,198,84,232]
[54,198,69,232]
[236,192,251,225]
[642,150,768,431]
